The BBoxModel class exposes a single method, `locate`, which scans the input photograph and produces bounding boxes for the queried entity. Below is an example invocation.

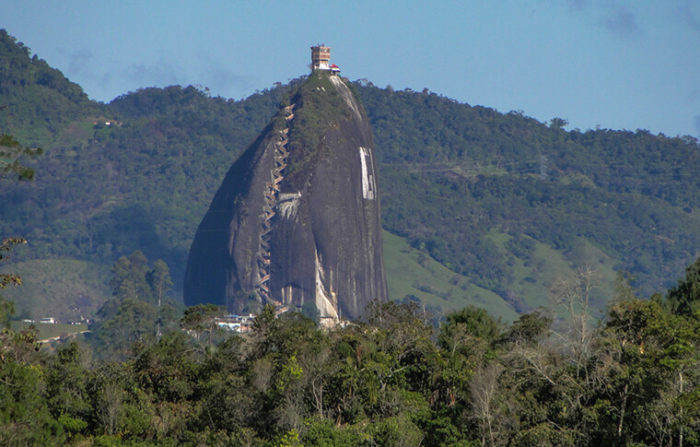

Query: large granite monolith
[184,72,387,322]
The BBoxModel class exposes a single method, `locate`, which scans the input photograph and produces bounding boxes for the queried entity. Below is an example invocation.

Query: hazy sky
[2,1,699,137]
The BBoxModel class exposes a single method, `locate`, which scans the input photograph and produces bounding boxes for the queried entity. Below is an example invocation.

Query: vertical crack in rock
[359,146,377,200]
[314,249,339,325]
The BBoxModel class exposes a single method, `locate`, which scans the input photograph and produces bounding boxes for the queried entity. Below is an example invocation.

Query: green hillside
[0,29,105,146]
[383,230,517,321]
[1,29,700,320]
[359,83,700,300]
[0,259,109,322]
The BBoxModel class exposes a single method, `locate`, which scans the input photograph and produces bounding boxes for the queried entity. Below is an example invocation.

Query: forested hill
[0,30,104,145]
[357,84,700,301]
[1,29,699,320]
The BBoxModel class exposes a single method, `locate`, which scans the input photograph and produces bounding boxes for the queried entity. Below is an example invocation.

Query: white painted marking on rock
[359,146,376,200]
[278,192,302,219]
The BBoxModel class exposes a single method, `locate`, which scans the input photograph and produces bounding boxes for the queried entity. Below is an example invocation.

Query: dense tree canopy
[1,256,699,445]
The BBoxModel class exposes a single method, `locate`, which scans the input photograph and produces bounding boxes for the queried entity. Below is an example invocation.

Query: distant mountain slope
[0,29,103,145]
[0,259,109,322]
[357,84,700,298]
[1,30,699,318]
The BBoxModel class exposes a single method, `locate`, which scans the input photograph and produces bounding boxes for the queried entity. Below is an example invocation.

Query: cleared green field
[383,230,518,322]
[385,229,618,322]
[485,230,617,318]
[0,258,110,322]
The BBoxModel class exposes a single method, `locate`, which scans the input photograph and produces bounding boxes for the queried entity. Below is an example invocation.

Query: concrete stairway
[255,104,295,304]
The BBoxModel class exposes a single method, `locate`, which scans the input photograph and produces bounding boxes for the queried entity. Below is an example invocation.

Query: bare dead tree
[549,267,597,383]
[470,362,504,447]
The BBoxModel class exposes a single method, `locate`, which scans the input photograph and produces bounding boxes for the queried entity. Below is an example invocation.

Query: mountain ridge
[1,30,699,321]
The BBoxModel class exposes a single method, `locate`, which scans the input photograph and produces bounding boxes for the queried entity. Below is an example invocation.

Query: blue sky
[2,0,699,137]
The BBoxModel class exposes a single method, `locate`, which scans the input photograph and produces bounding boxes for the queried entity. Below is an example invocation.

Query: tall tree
[91,251,175,360]
[0,133,41,181]
[0,130,39,326]
[666,256,700,317]
[0,237,25,328]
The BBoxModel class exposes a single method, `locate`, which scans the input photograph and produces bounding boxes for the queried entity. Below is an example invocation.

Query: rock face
[184,72,387,321]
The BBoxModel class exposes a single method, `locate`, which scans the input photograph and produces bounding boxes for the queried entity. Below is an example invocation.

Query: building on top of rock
[311,45,330,70]
[311,45,340,75]
[185,45,385,325]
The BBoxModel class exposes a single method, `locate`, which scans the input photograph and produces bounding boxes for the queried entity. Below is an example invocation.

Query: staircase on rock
[255,104,295,305]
